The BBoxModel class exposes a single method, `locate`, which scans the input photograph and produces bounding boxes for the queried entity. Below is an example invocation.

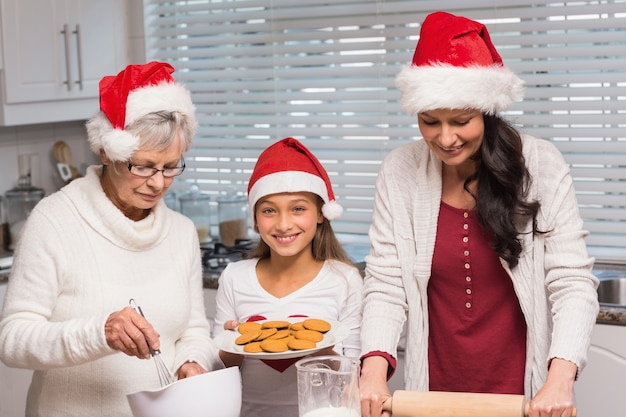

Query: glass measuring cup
[295,355,360,417]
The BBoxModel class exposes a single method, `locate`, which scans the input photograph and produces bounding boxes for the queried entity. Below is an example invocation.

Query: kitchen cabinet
[0,0,128,125]
[574,323,626,415]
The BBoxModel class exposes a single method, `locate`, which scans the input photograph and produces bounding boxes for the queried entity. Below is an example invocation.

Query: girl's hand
[359,356,392,417]
[218,320,244,367]
[526,358,577,417]
[223,320,239,330]
[105,306,160,359]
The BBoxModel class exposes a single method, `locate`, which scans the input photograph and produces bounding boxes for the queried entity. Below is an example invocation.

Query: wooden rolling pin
[382,391,577,417]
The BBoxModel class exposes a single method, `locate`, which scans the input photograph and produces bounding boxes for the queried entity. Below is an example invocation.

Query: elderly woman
[0,62,222,417]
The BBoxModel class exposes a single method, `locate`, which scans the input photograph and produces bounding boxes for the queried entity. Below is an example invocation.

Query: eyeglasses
[127,157,186,178]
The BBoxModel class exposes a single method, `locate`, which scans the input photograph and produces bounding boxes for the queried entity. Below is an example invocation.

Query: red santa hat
[396,11,524,115]
[86,61,197,161]
[248,137,343,221]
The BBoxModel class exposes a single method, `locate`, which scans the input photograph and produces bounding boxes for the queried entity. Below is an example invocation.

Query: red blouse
[428,201,527,394]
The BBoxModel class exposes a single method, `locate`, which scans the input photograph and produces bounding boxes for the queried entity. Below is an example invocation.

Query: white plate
[213,318,350,360]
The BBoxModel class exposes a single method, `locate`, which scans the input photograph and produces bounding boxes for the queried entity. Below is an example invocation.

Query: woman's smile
[438,143,465,153]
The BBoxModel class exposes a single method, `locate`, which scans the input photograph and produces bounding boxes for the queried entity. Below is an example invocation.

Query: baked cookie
[262,320,291,329]
[287,338,317,351]
[235,330,261,345]
[294,329,324,343]
[238,322,263,334]
[289,321,305,331]
[260,338,289,353]
[267,329,291,340]
[254,328,278,341]
[303,318,332,333]
[243,341,263,353]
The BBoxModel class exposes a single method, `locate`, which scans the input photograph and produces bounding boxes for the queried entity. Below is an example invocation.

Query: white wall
[0,122,98,196]
[0,0,145,199]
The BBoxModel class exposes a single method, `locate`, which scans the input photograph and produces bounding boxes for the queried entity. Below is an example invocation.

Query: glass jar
[179,185,212,243]
[4,186,44,250]
[163,191,180,212]
[217,190,248,247]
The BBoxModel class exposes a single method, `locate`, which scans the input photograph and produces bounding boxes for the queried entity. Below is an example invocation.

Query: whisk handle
[128,298,158,356]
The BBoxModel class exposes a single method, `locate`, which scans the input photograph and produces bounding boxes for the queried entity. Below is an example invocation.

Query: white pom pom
[322,200,343,220]
[101,130,139,162]
[86,112,140,161]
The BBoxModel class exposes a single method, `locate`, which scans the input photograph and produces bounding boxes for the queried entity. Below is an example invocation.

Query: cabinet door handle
[61,24,73,91]
[73,25,83,90]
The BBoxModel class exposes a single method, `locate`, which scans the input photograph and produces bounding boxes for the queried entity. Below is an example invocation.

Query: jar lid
[179,184,211,202]
[217,186,246,203]
[216,194,246,203]
[5,186,44,201]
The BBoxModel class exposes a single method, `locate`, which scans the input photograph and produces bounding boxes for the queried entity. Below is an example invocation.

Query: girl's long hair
[248,196,355,266]
[467,114,543,268]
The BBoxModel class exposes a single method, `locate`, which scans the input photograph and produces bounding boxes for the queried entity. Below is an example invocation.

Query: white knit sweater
[361,135,599,398]
[0,166,222,417]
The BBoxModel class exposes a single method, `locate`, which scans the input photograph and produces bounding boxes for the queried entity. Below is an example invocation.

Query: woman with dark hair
[359,12,598,417]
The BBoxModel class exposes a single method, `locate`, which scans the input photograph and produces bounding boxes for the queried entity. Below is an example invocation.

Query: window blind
[143,0,626,262]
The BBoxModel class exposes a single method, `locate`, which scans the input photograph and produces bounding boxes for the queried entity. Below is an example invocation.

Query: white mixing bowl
[127,366,241,417]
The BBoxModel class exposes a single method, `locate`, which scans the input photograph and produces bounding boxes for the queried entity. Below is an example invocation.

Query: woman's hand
[359,356,392,417]
[104,306,160,359]
[527,358,577,417]
[177,361,207,379]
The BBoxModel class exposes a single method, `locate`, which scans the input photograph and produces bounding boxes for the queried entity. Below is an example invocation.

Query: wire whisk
[129,299,176,387]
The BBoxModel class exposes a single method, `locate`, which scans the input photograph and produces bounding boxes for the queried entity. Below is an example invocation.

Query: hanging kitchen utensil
[129,299,176,387]
[381,390,577,417]
[52,141,82,181]
[56,163,73,183]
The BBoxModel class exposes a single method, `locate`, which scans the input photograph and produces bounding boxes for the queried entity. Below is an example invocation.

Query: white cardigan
[361,135,599,398]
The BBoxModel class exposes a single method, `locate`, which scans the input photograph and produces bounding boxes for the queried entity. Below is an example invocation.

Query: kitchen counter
[596,306,626,326]
[203,275,219,290]
[204,261,626,326]
[595,263,626,326]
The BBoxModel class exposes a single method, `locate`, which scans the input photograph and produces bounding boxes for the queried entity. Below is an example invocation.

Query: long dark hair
[466,114,542,268]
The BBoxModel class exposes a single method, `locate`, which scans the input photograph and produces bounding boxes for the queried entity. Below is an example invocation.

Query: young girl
[213,137,363,417]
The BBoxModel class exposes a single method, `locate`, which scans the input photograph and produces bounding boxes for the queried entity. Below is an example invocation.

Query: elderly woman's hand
[105,306,160,359]
[177,361,208,379]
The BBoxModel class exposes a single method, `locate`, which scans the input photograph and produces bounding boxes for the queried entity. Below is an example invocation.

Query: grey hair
[125,110,195,156]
